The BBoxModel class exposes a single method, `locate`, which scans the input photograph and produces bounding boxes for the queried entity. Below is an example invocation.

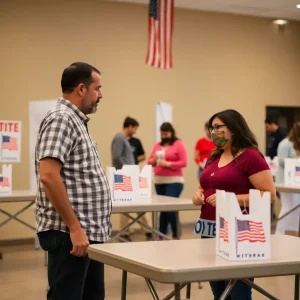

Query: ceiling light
[273,19,289,25]
[297,4,300,8]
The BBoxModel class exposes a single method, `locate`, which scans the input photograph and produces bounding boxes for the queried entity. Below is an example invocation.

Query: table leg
[176,212,180,239]
[242,279,278,300]
[219,279,237,300]
[121,270,127,300]
[186,282,191,299]
[295,275,299,300]
[152,212,158,240]
[109,213,145,243]
[174,284,181,300]
[0,251,2,260]
[0,202,36,230]
[145,278,160,300]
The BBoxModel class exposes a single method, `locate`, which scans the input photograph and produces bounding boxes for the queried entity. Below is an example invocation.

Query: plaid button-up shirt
[35,98,112,242]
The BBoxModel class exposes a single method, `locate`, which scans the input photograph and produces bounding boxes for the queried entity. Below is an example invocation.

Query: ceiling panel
[109,0,300,20]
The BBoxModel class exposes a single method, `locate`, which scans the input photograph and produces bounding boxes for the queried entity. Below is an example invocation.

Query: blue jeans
[155,183,184,238]
[38,230,105,300]
[201,236,253,300]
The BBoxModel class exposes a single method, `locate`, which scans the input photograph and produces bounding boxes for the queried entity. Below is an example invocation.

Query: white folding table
[111,196,198,241]
[0,191,199,244]
[88,235,300,300]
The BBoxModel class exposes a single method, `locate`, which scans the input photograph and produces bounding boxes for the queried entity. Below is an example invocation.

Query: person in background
[111,117,137,170]
[265,116,286,159]
[265,116,287,219]
[129,136,146,165]
[36,62,111,300]
[111,117,138,242]
[193,109,276,300]
[148,122,187,240]
[128,136,152,239]
[194,121,215,181]
[275,121,300,235]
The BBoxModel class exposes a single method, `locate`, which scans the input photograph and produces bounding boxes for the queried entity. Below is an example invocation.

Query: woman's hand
[157,159,171,168]
[192,188,205,206]
[206,193,216,206]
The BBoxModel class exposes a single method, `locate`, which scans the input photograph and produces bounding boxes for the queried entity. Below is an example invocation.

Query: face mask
[211,131,228,148]
[161,137,171,144]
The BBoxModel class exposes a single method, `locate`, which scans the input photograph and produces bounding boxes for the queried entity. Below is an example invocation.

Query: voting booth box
[265,156,278,177]
[106,165,152,204]
[216,189,271,261]
[284,158,300,185]
[0,164,12,196]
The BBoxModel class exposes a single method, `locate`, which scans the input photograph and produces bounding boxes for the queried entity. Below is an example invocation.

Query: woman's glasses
[209,124,227,133]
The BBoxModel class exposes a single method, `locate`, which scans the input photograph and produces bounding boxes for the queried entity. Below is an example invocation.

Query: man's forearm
[41,175,81,231]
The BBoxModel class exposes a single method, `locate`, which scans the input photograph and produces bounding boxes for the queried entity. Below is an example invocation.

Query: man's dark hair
[61,62,101,93]
[123,117,139,128]
[265,116,278,125]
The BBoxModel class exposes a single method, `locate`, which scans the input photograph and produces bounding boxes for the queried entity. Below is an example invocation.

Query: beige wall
[0,0,300,240]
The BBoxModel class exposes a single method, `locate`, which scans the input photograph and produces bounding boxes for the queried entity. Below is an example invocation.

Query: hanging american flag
[114,174,133,192]
[139,176,148,188]
[145,0,174,69]
[2,135,18,151]
[219,216,229,242]
[0,176,10,187]
[236,219,266,243]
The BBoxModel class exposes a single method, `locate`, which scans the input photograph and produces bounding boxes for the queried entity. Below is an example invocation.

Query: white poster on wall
[29,100,57,191]
[156,102,172,142]
[0,121,22,163]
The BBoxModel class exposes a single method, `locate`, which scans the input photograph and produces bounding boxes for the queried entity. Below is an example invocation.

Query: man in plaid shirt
[35,62,111,300]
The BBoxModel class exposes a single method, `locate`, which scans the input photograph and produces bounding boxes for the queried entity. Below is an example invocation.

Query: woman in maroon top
[192,109,276,300]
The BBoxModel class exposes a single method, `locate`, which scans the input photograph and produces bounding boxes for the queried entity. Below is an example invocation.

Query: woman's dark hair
[160,122,179,145]
[208,109,260,160]
[204,121,210,131]
[288,122,300,154]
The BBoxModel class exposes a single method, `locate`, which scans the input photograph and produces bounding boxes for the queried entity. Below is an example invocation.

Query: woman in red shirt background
[194,122,215,180]
[192,109,276,300]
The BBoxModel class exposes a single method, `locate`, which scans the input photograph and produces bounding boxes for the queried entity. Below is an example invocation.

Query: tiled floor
[0,227,296,300]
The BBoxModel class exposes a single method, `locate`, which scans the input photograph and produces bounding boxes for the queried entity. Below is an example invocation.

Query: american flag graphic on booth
[114,174,133,192]
[295,166,300,177]
[219,216,229,242]
[2,135,18,151]
[0,176,10,187]
[145,0,174,69]
[139,176,148,189]
[236,219,266,243]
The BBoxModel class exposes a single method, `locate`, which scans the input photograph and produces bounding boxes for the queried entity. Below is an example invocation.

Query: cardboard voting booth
[284,158,300,185]
[216,189,270,261]
[0,164,12,196]
[106,165,152,203]
[265,156,278,177]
